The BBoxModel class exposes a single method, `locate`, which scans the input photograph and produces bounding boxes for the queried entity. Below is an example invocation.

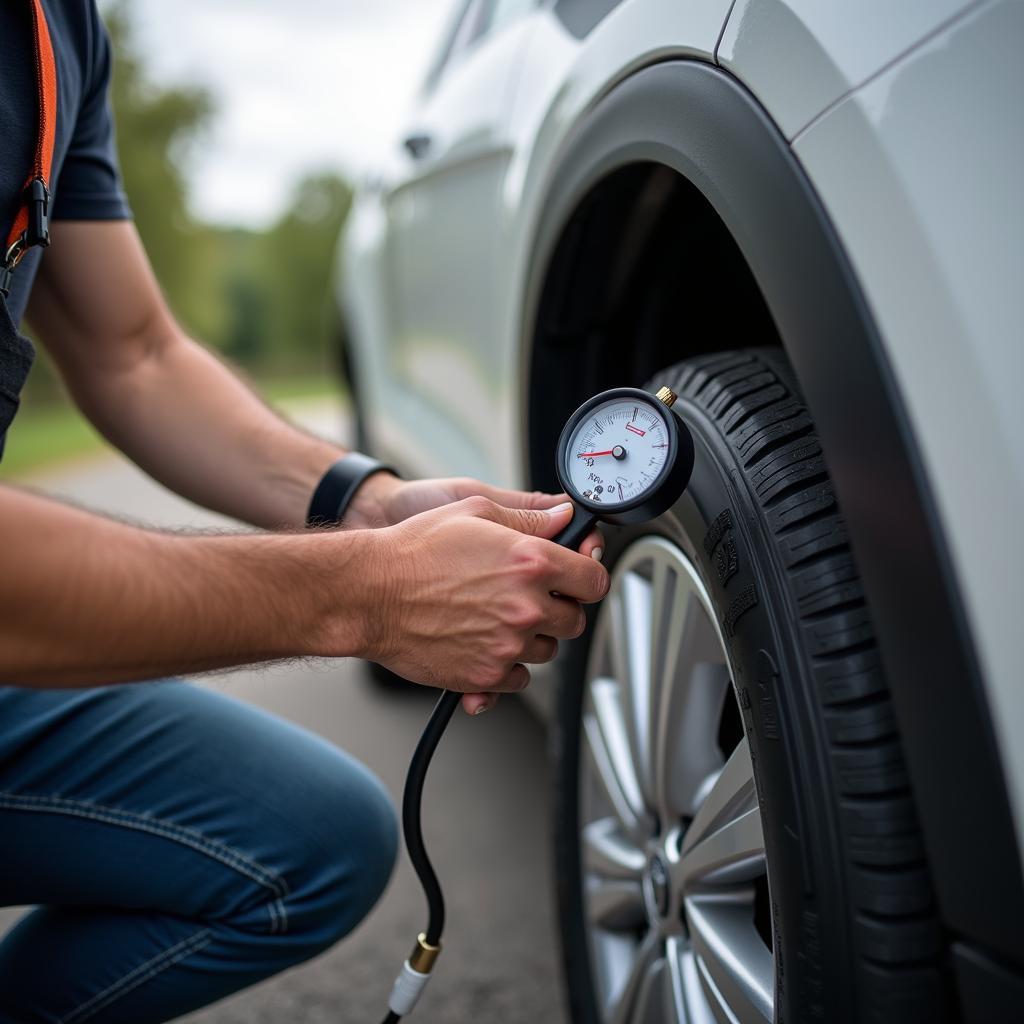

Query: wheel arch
[521,58,1024,999]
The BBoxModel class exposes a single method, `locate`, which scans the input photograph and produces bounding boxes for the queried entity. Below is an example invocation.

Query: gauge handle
[552,506,599,551]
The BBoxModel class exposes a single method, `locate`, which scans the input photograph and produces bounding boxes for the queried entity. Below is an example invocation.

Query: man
[0,2,607,1021]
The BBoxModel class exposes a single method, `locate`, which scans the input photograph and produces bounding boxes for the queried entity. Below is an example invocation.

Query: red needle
[577,450,614,457]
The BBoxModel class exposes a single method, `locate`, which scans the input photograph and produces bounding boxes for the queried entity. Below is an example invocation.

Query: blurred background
[1,0,451,480]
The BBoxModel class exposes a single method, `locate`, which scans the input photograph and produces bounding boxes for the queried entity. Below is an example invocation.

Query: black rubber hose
[383,507,599,1023]
[403,688,461,945]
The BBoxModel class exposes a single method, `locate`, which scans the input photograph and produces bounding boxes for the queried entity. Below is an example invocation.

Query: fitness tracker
[306,453,398,527]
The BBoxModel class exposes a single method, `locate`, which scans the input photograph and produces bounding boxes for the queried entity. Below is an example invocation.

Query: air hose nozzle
[385,935,442,1020]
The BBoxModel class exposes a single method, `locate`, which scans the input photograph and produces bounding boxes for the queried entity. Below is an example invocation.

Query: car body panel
[371,9,539,484]
[717,0,976,139]
[791,0,1024,855]
[340,0,735,487]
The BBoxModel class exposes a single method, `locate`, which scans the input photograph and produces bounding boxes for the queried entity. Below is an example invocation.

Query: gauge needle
[577,450,615,457]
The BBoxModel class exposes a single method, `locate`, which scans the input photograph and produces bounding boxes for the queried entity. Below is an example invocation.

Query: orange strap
[2,0,58,288]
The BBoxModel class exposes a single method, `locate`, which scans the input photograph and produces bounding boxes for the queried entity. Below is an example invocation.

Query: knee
[279,758,398,959]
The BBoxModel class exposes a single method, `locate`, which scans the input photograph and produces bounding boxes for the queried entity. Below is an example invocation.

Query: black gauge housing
[554,386,694,526]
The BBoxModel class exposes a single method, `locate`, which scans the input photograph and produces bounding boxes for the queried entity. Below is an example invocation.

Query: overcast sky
[115,0,456,227]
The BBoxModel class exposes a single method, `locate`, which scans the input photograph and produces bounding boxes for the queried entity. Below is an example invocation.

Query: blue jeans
[0,680,398,1023]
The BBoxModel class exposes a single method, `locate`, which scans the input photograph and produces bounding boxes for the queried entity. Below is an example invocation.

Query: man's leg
[0,680,397,1023]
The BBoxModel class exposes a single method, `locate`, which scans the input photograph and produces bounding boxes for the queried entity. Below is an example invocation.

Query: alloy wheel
[579,536,774,1024]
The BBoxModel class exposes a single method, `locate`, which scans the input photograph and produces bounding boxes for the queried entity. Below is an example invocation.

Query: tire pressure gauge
[381,384,694,1024]
[552,385,695,550]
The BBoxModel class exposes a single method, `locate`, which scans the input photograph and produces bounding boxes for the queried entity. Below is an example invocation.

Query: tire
[553,349,950,1024]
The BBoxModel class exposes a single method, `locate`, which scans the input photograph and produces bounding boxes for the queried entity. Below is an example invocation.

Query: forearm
[26,222,344,528]
[0,486,371,686]
[67,332,344,529]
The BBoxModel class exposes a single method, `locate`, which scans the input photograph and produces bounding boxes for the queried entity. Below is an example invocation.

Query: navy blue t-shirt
[1,0,131,327]
[0,0,130,449]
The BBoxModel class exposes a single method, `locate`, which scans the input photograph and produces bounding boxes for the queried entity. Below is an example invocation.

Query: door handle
[403,132,433,160]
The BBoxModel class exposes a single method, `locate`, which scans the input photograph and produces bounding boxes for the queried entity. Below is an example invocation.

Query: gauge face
[563,396,671,509]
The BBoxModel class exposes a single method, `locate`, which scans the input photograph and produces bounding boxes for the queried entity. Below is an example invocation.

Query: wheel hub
[644,851,670,923]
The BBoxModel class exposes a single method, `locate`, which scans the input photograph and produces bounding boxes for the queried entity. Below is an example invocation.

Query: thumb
[489,500,574,538]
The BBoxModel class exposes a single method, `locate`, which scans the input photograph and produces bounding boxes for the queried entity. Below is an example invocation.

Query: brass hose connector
[409,933,442,973]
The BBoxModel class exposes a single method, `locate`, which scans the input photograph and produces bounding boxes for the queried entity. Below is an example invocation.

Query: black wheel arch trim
[522,58,1024,996]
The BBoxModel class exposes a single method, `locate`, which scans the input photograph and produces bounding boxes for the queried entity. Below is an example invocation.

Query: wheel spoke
[688,899,773,1023]
[583,817,646,881]
[680,738,761,880]
[631,953,666,1024]
[586,877,646,931]
[608,572,654,801]
[648,559,731,821]
[678,802,764,890]
[584,678,649,837]
[664,938,685,1024]
[607,932,661,1024]
[644,556,675,808]
[667,939,721,1024]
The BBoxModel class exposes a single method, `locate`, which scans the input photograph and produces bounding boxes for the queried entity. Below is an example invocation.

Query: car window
[423,0,539,94]
[421,0,481,96]
[483,0,539,37]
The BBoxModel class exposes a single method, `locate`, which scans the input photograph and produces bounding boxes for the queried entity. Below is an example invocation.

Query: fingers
[472,482,570,512]
[541,593,587,640]
[577,527,604,562]
[522,634,558,664]
[535,542,609,604]
[462,692,500,716]
[461,633,558,715]
[461,498,607,600]
[466,495,574,538]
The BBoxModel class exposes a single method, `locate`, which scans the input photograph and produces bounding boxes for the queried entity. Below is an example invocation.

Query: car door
[379,0,540,483]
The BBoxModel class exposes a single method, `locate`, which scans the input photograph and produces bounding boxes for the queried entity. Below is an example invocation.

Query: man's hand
[347,474,604,561]
[350,498,609,715]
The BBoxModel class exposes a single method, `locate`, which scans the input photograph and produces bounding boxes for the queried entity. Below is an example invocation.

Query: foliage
[22,1,353,415]
[105,1,218,340]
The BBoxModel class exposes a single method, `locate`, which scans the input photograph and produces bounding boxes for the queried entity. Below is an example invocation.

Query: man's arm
[0,488,605,692]
[0,485,362,685]
[26,221,341,529]
[18,219,609,709]
[25,219,600,548]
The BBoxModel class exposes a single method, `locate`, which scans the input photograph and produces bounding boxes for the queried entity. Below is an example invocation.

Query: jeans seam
[58,927,212,1024]
[0,791,290,934]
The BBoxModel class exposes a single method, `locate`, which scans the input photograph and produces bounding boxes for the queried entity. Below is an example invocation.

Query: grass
[0,373,344,480]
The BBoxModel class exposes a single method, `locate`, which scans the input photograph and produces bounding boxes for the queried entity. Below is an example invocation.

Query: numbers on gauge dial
[565,398,670,505]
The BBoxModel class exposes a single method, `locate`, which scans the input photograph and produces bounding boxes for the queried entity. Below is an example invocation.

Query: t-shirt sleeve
[51,4,131,221]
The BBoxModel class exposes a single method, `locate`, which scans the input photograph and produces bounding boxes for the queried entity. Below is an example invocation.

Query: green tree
[104,1,221,343]
[254,173,353,372]
[23,2,353,412]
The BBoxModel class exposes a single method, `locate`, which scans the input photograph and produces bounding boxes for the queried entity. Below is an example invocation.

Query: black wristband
[306,453,398,527]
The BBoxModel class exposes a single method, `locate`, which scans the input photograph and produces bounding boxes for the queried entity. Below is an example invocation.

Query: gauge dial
[563,397,671,508]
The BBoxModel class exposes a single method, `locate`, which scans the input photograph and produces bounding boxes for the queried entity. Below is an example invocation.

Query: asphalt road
[0,399,569,1024]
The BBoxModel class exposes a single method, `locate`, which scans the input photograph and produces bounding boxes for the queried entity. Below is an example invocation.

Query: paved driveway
[0,398,568,1023]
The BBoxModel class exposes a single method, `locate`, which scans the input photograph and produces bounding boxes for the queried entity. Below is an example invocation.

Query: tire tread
[659,348,949,1020]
